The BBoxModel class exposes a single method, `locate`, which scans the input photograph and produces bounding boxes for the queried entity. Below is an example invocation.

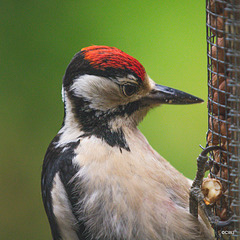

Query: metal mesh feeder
[206,0,240,239]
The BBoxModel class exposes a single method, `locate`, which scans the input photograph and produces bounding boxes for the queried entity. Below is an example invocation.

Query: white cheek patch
[69,75,127,111]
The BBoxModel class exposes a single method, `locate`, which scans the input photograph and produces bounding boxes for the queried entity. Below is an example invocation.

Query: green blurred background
[1,1,207,239]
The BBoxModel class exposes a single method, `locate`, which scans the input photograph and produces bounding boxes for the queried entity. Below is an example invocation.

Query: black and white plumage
[41,46,213,240]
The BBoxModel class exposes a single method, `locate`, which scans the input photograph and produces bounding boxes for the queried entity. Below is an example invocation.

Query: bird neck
[61,95,146,151]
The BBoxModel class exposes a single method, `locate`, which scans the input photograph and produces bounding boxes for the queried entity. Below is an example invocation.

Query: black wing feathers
[41,134,88,239]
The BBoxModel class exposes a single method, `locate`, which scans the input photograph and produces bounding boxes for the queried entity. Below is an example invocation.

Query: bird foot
[189,146,232,228]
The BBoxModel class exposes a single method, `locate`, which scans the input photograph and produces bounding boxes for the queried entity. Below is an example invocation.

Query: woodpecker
[41,46,212,240]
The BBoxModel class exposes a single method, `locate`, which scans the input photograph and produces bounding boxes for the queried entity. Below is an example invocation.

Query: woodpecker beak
[142,84,204,105]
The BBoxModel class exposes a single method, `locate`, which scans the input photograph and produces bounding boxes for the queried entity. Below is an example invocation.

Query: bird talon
[200,145,223,157]
[212,216,233,229]
[190,145,234,230]
[189,146,223,221]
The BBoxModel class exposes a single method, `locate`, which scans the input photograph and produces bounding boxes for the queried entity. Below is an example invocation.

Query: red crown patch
[81,46,146,81]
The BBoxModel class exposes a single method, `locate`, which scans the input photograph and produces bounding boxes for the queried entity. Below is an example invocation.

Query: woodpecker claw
[189,146,233,228]
[200,145,223,156]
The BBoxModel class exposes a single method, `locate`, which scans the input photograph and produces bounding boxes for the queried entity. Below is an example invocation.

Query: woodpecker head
[61,46,203,149]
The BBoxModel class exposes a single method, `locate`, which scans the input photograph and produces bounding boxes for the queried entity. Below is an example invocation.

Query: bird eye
[122,84,138,97]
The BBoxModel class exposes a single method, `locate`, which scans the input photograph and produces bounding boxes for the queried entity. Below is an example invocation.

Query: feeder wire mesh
[206,0,240,239]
